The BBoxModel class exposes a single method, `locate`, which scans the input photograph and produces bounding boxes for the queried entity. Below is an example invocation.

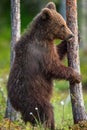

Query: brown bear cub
[7,2,81,130]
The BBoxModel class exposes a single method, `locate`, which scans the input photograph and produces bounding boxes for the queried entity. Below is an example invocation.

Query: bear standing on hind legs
[7,2,81,130]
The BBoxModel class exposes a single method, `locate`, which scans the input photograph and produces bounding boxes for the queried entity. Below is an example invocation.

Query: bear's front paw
[70,70,82,84]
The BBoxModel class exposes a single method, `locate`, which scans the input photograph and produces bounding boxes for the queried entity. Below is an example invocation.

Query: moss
[72,121,87,130]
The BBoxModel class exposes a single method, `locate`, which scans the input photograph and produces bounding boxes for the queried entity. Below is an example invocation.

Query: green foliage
[80,51,87,88]
[0,25,10,70]
[0,73,87,130]
[0,119,87,130]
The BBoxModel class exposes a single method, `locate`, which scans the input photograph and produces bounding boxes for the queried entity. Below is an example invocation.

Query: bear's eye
[61,25,65,28]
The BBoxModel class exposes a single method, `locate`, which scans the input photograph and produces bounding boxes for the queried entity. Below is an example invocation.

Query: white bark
[5,0,21,121]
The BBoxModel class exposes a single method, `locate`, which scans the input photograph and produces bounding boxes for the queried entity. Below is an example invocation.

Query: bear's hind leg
[42,103,55,130]
[20,99,55,129]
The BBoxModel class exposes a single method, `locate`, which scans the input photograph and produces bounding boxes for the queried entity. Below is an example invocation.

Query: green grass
[0,74,87,129]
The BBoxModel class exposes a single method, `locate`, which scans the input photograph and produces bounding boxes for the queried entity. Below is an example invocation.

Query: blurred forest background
[0,0,87,129]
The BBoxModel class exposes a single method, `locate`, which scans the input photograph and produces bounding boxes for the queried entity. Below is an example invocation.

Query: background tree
[81,0,87,50]
[5,0,21,120]
[66,0,87,123]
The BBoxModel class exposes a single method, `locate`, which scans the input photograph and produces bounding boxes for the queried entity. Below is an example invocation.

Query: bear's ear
[41,8,52,20]
[46,2,56,10]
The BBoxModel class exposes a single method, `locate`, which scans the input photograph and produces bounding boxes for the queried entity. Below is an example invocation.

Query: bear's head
[30,2,73,41]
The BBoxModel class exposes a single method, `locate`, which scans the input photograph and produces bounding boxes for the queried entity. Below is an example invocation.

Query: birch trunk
[5,0,20,120]
[66,0,87,123]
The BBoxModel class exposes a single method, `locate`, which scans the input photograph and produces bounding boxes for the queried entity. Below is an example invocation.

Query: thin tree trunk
[5,0,21,121]
[66,0,87,123]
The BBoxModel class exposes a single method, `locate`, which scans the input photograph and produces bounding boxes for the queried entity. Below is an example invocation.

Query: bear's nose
[66,33,74,41]
[68,34,74,39]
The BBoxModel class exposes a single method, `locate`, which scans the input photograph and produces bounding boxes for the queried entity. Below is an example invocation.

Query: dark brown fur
[7,2,81,130]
